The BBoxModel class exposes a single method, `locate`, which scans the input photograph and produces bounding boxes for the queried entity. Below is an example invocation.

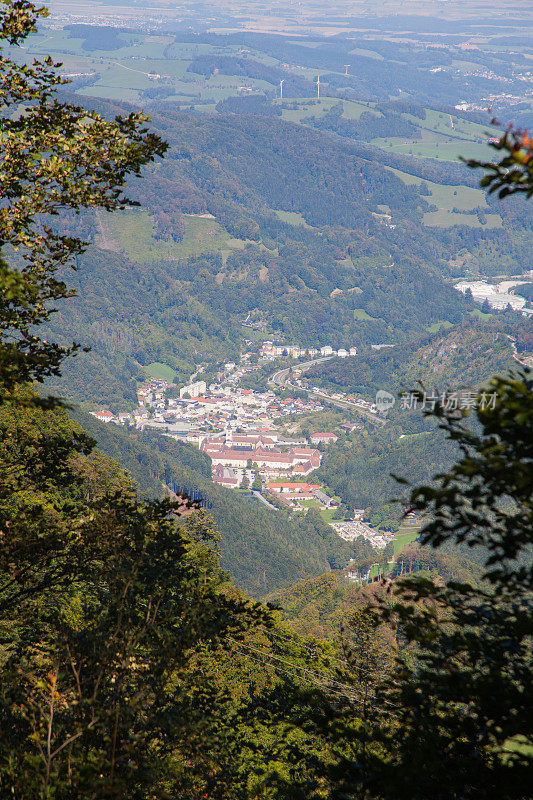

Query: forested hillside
[270,549,485,639]
[41,246,241,408]
[41,89,531,407]
[306,322,516,396]
[308,323,516,510]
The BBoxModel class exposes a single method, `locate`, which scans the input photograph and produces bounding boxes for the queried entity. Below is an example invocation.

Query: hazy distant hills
[27,15,529,411]
[44,92,531,407]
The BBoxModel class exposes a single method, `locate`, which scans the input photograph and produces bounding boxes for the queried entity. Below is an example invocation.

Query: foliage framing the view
[0,0,167,396]
[465,126,533,199]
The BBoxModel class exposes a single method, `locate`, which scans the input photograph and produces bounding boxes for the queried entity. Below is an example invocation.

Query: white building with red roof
[310,432,338,444]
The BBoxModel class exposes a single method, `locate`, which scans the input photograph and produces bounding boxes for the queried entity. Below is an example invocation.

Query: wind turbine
[344,64,351,75]
[279,78,284,99]
[315,74,320,99]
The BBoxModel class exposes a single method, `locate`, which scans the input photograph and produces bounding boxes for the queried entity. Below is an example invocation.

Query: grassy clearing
[241,326,266,341]
[145,362,176,381]
[407,109,494,139]
[353,308,376,321]
[320,508,337,524]
[192,102,217,114]
[470,308,493,320]
[384,166,499,228]
[427,321,453,333]
[394,526,421,556]
[107,210,245,261]
[428,182,488,211]
[341,99,379,119]
[348,47,384,61]
[277,99,328,123]
[373,122,493,163]
[274,210,311,227]
[398,432,432,445]
[423,210,502,228]
[78,84,143,102]
[276,97,376,123]
[399,140,489,162]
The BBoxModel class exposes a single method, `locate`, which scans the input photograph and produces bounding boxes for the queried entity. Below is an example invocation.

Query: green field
[349,47,384,61]
[276,97,376,124]
[426,182,489,211]
[320,508,337,524]
[274,210,312,227]
[427,320,454,333]
[107,211,246,262]
[470,308,493,320]
[423,210,502,228]
[18,31,280,110]
[373,132,492,163]
[385,166,502,228]
[353,308,377,321]
[298,499,323,509]
[403,108,493,138]
[394,526,421,556]
[372,108,495,164]
[145,362,176,381]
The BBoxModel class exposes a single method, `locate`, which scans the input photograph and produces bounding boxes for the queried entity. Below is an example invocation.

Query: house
[293,460,315,476]
[91,410,115,423]
[320,346,333,356]
[228,434,277,450]
[337,348,349,358]
[202,443,320,473]
[313,489,333,506]
[267,481,333,507]
[268,482,315,494]
[212,465,240,488]
[310,432,338,444]
[349,347,357,356]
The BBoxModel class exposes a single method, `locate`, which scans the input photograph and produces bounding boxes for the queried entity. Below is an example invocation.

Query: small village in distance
[90,340,413,553]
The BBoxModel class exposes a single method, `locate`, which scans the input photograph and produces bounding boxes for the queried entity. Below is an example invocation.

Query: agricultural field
[427,321,454,333]
[353,308,378,321]
[406,109,495,141]
[372,130,493,163]
[16,30,279,109]
[368,107,497,164]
